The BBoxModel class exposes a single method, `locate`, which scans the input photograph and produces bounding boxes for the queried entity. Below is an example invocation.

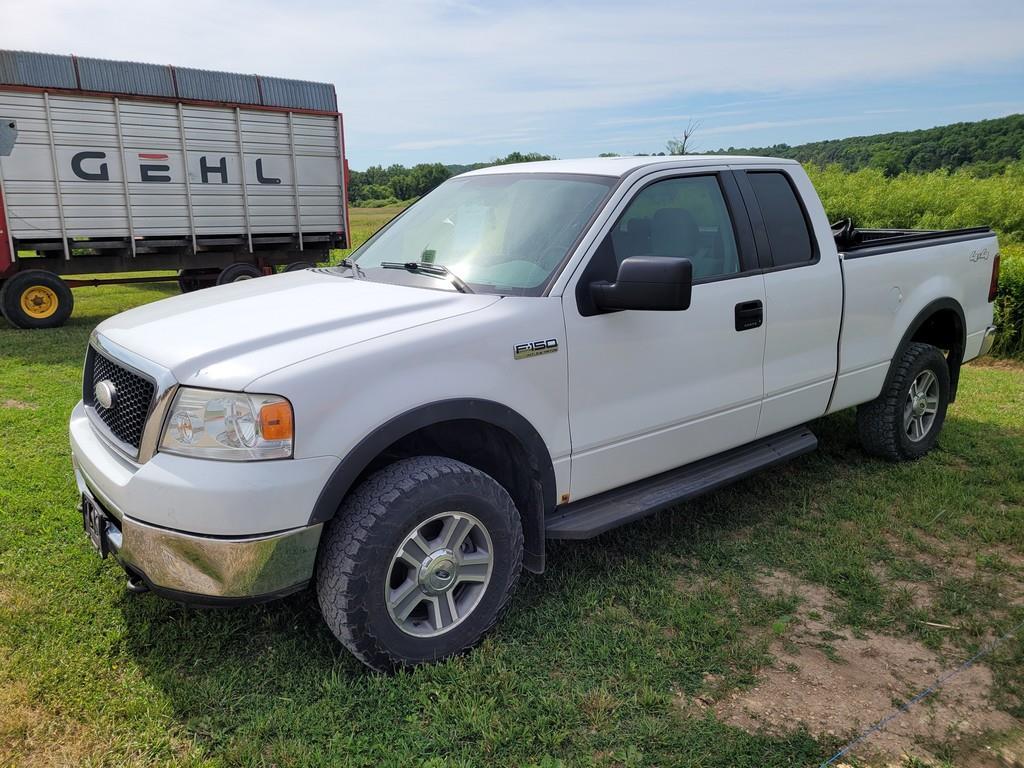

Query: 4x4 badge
[514,339,558,360]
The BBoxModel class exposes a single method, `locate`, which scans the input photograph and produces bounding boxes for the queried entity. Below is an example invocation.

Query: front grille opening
[84,348,156,451]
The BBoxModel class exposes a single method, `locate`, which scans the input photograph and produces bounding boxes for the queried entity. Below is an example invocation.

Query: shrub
[354,197,403,208]
[807,162,1024,243]
[992,245,1024,358]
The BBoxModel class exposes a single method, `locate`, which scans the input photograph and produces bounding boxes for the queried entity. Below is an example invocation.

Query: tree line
[347,114,1024,205]
[713,114,1024,177]
[348,152,554,206]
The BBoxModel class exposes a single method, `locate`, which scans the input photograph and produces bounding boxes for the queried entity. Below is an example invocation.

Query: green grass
[1,215,1022,765]
[332,205,407,263]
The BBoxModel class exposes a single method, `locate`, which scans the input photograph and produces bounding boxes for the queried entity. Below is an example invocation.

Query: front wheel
[857,342,950,461]
[316,456,523,671]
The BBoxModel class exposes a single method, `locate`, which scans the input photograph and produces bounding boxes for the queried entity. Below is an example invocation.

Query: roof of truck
[461,155,799,178]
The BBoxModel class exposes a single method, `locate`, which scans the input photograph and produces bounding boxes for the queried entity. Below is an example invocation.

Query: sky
[3,0,1024,169]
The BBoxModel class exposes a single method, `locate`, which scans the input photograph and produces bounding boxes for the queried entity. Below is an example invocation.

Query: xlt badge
[514,339,559,360]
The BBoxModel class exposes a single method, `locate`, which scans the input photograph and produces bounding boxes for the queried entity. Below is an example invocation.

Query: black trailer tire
[178,268,220,293]
[316,456,524,672]
[216,263,262,285]
[284,261,315,272]
[857,342,950,461]
[178,269,202,293]
[0,270,74,329]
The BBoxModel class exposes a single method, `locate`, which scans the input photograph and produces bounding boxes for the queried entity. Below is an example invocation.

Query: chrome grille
[84,347,156,452]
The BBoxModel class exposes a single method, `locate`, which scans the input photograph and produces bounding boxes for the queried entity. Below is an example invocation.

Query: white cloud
[2,0,1023,164]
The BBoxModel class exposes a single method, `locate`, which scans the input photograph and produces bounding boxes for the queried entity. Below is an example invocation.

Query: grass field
[1,205,1022,767]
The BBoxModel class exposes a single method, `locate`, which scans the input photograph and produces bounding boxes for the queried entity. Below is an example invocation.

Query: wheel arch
[889,297,966,402]
[308,398,557,573]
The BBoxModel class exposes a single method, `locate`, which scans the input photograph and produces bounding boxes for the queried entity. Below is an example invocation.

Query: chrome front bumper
[979,325,998,357]
[75,462,322,603]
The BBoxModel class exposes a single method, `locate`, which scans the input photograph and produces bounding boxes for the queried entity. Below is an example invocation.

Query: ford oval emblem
[95,380,117,409]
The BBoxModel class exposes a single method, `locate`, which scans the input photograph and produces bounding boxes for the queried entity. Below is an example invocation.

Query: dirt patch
[1,399,37,410]
[713,571,1022,765]
[884,533,1024,609]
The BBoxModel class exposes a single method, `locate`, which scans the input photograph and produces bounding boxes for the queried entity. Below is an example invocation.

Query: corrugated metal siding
[0,50,338,113]
[175,67,261,105]
[78,57,175,97]
[260,77,337,112]
[0,50,77,88]
[0,90,343,241]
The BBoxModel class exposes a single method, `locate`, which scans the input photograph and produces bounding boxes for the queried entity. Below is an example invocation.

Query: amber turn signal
[260,402,294,441]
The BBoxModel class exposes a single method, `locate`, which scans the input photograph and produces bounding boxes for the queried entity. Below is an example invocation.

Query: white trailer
[0,50,349,328]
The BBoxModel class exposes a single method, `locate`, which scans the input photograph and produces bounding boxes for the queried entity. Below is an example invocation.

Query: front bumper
[71,400,335,602]
[76,481,322,604]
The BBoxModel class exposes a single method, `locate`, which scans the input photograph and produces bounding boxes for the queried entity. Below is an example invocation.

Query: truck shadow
[116,405,1022,751]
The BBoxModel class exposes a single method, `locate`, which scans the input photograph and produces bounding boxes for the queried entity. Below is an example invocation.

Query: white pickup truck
[70,156,1000,670]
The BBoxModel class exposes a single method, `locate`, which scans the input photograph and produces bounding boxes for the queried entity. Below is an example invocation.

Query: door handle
[735,300,763,331]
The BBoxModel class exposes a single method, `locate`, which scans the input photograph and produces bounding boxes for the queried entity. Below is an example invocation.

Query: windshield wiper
[379,261,474,294]
[338,257,365,279]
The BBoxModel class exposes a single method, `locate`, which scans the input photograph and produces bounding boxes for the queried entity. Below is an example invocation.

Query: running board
[545,426,817,540]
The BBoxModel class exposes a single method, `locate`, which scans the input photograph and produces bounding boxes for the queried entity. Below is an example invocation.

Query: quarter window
[747,172,815,267]
[608,175,740,280]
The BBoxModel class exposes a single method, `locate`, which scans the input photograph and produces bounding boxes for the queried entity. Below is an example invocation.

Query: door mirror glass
[590,256,692,312]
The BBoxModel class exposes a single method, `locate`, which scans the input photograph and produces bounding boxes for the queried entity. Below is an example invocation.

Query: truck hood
[96,270,501,390]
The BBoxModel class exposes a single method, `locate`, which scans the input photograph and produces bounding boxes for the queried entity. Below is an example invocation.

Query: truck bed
[828,220,998,414]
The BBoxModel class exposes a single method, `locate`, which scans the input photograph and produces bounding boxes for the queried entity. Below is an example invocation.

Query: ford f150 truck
[69,156,1000,670]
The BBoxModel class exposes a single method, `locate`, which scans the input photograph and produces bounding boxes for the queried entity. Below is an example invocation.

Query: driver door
[562,169,767,501]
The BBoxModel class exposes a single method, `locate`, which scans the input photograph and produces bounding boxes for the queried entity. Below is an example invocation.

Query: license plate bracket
[81,493,110,559]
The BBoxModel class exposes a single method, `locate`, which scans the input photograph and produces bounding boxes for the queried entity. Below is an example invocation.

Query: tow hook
[126,574,149,594]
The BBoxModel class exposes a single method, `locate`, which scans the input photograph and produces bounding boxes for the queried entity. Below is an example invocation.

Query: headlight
[160,388,293,460]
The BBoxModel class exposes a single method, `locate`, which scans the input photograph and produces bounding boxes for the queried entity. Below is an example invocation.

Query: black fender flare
[885,297,966,401]
[308,398,558,527]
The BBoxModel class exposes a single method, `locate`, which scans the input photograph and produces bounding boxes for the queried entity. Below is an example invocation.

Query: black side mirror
[590,256,692,312]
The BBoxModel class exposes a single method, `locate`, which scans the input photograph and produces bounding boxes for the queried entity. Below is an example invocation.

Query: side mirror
[590,256,692,312]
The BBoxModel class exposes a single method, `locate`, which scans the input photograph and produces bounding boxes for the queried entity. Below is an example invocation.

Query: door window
[608,176,741,280]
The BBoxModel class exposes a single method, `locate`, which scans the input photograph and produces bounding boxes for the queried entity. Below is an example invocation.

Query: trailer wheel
[284,261,315,272]
[216,263,262,285]
[0,270,74,329]
[178,269,201,293]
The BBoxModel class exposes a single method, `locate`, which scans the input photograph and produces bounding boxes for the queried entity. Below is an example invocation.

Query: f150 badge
[514,339,559,360]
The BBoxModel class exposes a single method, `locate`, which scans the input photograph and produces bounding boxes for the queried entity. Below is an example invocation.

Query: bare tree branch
[666,119,702,155]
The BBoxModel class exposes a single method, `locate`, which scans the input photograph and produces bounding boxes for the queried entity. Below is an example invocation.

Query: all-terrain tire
[316,456,524,672]
[857,342,950,461]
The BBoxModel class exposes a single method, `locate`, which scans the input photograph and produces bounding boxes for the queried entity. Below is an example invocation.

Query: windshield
[350,173,616,295]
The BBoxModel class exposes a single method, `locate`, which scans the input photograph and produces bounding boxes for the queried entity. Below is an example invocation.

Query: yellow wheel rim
[20,285,59,319]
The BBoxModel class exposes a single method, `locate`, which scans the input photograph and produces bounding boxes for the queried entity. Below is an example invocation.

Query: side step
[545,426,817,540]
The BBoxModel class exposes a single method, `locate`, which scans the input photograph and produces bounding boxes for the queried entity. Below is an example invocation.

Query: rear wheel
[216,263,262,285]
[316,456,523,671]
[284,261,315,272]
[0,270,74,329]
[857,342,950,461]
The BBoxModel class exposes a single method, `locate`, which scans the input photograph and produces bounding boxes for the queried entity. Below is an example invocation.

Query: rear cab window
[744,171,818,268]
